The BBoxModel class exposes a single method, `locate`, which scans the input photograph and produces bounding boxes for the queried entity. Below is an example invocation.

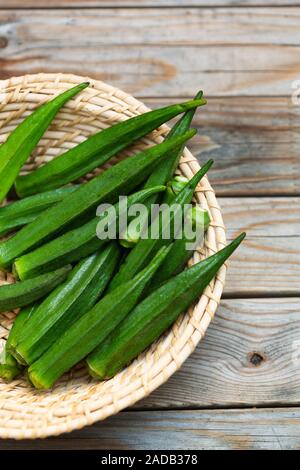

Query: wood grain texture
[146,97,300,196]
[1,407,300,449]
[136,298,300,408]
[0,8,299,95]
[225,236,300,296]
[3,1,300,8]
[222,197,300,238]
[1,5,300,41]
[212,197,300,296]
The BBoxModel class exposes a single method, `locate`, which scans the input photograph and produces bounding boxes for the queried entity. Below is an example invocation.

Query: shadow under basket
[0,73,226,439]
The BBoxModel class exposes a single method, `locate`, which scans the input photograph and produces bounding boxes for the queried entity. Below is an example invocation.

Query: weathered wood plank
[3,2,300,8]
[212,197,300,296]
[225,236,300,296]
[136,298,300,409]
[1,7,300,46]
[0,8,299,95]
[221,197,300,237]
[222,197,300,295]
[2,407,300,450]
[146,97,300,196]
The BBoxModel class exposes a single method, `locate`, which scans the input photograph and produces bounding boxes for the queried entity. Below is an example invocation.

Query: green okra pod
[120,91,202,248]
[15,97,206,197]
[0,129,196,271]
[0,186,79,238]
[86,233,246,380]
[7,304,37,354]
[27,245,171,389]
[108,159,213,292]
[0,266,71,313]
[0,344,21,381]
[120,175,190,248]
[14,185,166,280]
[163,176,189,205]
[0,82,88,203]
[149,206,210,290]
[0,304,36,380]
[14,243,121,365]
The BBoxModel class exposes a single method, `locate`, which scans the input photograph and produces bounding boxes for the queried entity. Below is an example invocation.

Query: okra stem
[163,176,189,205]
[0,344,21,381]
[0,304,36,380]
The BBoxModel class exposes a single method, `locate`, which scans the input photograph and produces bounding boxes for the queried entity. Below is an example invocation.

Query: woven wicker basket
[0,73,226,439]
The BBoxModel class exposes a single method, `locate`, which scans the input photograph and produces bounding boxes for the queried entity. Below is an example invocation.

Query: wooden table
[0,0,299,450]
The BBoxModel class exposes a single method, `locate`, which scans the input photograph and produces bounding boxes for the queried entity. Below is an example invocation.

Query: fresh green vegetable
[0,82,89,203]
[87,233,246,380]
[13,244,121,366]
[108,159,213,292]
[149,206,210,290]
[0,304,36,380]
[164,176,189,205]
[0,344,21,381]
[0,266,71,313]
[15,97,206,197]
[7,304,37,353]
[27,246,171,389]
[0,186,79,238]
[0,130,196,271]
[14,185,166,280]
[120,91,202,248]
[120,176,190,248]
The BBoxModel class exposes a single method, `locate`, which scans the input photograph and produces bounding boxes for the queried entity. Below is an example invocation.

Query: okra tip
[224,232,246,256]
[0,366,21,382]
[26,368,44,390]
[194,90,204,100]
[74,82,90,92]
[192,98,206,108]
[202,159,214,172]
[188,159,213,189]
[233,232,246,246]
[183,128,197,140]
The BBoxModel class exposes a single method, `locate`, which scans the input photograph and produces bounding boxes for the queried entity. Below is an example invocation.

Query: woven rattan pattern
[0,73,226,439]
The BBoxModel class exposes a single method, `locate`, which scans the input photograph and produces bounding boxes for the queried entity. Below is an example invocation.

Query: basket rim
[0,73,226,440]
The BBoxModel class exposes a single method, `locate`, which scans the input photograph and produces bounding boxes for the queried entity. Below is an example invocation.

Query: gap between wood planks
[1,407,300,450]
[131,403,300,411]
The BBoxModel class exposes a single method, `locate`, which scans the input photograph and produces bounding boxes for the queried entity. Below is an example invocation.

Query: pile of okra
[0,82,245,389]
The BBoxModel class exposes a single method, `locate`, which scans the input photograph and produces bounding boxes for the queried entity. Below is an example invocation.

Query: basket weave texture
[0,73,226,439]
